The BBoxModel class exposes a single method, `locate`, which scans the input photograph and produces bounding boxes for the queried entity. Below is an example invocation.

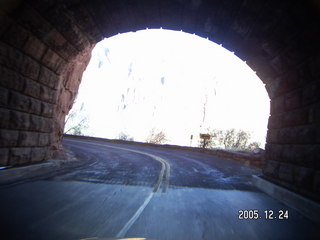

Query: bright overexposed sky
[69,29,270,147]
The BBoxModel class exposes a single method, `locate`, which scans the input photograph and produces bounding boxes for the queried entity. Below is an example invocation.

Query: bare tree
[146,129,168,144]
[209,129,225,148]
[208,128,260,151]
[118,132,134,141]
[247,141,261,151]
[223,129,250,149]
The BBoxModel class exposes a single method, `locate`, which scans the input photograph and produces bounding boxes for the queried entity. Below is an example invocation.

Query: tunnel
[0,0,319,202]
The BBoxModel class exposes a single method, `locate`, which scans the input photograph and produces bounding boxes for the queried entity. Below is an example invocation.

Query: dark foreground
[0,136,319,239]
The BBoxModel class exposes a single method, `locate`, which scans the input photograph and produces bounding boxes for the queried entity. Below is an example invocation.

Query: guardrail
[63,134,264,168]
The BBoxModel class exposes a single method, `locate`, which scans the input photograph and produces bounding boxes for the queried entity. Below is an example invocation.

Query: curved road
[0,136,319,239]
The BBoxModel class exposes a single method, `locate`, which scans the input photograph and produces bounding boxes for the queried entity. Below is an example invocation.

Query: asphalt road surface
[0,136,319,240]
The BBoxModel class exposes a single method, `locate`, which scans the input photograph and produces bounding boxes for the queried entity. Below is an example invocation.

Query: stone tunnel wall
[0,0,94,165]
[0,0,319,201]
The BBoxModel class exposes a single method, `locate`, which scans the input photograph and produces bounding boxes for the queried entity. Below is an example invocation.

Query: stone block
[275,127,285,144]
[284,90,301,111]
[0,65,25,91]
[282,107,309,128]
[263,160,280,178]
[266,129,279,143]
[282,144,319,167]
[282,68,304,92]
[42,48,66,75]
[44,29,64,49]
[296,61,313,84]
[295,125,317,144]
[0,148,9,166]
[293,166,314,189]
[39,84,51,103]
[45,6,90,52]
[31,147,48,163]
[9,91,30,112]
[67,3,102,43]
[302,81,320,105]
[264,80,277,99]
[0,42,40,80]
[38,133,51,146]
[268,114,283,129]
[10,110,30,130]
[42,28,72,60]
[0,108,10,128]
[62,42,79,61]
[41,102,54,117]
[276,128,288,144]
[40,117,53,133]
[278,126,317,144]
[18,131,39,147]
[23,78,40,99]
[29,115,43,131]
[280,44,300,68]
[270,55,287,76]
[0,87,8,106]
[39,66,61,89]
[270,95,284,114]
[281,144,303,164]
[50,89,58,103]
[278,163,294,183]
[265,77,288,99]
[265,143,282,161]
[23,35,47,61]
[39,85,56,103]
[29,98,41,115]
[9,147,31,165]
[0,129,19,147]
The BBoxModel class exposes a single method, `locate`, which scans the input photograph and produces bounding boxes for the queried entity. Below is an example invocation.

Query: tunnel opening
[64,29,270,151]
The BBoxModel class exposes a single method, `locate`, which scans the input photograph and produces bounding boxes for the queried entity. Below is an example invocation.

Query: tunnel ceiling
[0,0,319,201]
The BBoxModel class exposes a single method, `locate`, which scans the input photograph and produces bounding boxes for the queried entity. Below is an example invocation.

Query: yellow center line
[64,138,170,193]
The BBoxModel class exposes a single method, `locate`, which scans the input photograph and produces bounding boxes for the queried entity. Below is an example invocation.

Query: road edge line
[115,192,154,238]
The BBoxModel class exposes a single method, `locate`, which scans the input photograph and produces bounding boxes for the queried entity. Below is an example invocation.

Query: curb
[252,175,320,223]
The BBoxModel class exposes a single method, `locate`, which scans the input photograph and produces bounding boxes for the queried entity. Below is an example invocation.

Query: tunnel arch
[0,0,319,200]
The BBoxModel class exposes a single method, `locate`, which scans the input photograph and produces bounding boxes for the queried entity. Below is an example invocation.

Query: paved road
[0,136,319,239]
